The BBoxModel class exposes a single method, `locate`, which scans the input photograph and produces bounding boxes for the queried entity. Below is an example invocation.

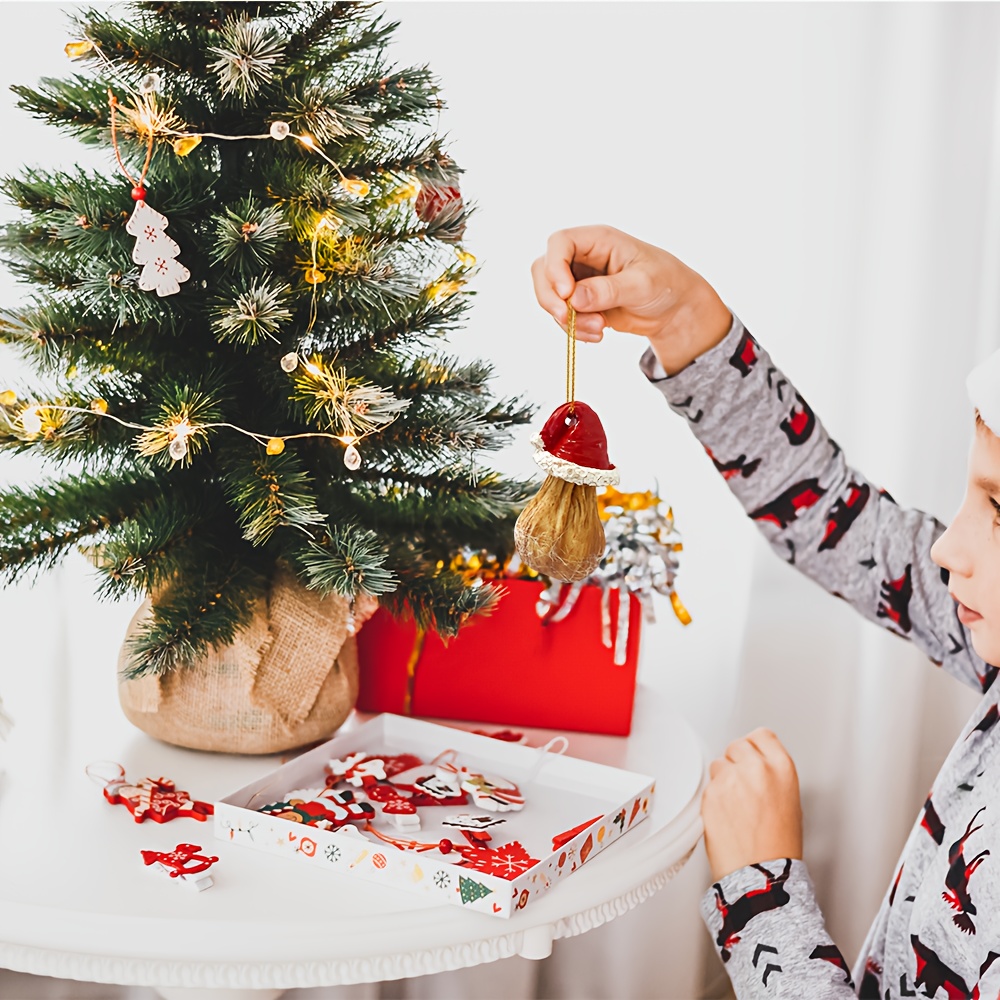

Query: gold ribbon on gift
[403,626,428,716]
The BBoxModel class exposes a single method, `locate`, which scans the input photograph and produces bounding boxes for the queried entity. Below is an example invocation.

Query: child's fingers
[531,256,606,341]
[542,229,584,299]
[569,268,649,315]
[531,255,570,320]
[746,728,796,768]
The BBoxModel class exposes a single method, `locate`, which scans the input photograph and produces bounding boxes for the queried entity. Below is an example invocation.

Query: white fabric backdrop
[1,2,998,998]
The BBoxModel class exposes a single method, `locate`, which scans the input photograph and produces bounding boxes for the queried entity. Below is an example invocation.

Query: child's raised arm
[533,225,990,696]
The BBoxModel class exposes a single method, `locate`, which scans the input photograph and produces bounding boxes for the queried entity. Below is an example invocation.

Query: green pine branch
[330,468,532,531]
[0,470,163,584]
[92,490,222,600]
[379,560,501,638]
[219,448,326,545]
[286,522,397,598]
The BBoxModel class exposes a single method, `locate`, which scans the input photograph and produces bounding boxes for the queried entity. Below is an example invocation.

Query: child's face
[930,421,1000,666]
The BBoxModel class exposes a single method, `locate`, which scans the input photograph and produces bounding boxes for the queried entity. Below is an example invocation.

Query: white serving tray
[214,714,655,918]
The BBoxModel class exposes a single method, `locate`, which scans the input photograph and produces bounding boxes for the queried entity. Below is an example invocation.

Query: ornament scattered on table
[326,753,387,787]
[457,839,541,881]
[551,815,602,852]
[515,306,619,582]
[257,788,375,830]
[471,728,527,744]
[442,813,507,847]
[87,762,213,823]
[109,90,190,297]
[380,796,421,831]
[536,487,690,664]
[389,763,469,807]
[141,843,218,890]
[459,772,525,813]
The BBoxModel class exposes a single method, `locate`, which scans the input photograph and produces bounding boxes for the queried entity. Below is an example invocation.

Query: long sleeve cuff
[638,310,745,387]
[700,858,855,998]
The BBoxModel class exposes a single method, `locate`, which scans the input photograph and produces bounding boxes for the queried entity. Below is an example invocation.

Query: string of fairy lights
[0,33,477,469]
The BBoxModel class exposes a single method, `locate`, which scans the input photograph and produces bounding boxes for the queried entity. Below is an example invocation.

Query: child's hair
[976,409,985,427]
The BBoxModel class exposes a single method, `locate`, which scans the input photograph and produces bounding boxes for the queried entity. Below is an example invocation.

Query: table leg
[155,989,285,1000]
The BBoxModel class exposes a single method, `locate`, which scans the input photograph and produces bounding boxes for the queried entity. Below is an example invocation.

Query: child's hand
[530,225,732,375]
[701,727,804,881]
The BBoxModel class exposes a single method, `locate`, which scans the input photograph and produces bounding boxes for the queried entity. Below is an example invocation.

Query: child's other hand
[530,225,732,375]
[701,727,804,881]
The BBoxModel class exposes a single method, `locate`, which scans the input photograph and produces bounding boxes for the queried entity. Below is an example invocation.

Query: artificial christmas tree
[0,1,532,751]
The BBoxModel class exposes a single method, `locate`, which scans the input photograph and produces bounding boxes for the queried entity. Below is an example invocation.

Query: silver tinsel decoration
[536,496,685,665]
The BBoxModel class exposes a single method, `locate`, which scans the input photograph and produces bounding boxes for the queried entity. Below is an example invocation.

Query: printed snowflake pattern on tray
[325,843,342,864]
[460,841,539,880]
[434,869,451,889]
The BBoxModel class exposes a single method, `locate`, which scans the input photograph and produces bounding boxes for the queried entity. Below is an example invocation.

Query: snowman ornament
[125,187,190,297]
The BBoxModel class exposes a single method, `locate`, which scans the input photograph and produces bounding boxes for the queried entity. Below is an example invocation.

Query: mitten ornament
[515,306,619,582]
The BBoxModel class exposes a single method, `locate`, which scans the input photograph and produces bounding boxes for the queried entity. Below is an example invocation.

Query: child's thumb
[568,271,636,314]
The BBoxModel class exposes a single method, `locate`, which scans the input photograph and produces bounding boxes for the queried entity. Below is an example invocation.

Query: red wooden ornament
[551,815,602,851]
[103,774,213,824]
[141,843,218,879]
[415,184,462,224]
[457,840,539,880]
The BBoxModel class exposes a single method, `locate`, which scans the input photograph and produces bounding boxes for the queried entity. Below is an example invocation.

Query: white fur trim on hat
[530,432,620,487]
[968,348,1000,436]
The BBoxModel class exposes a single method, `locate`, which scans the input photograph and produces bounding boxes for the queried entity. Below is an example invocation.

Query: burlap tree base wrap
[117,566,373,754]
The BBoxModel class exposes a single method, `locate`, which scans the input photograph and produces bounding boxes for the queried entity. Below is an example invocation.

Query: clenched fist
[702,727,804,881]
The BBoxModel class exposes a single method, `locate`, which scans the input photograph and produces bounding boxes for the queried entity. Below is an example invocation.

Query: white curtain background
[1,3,998,999]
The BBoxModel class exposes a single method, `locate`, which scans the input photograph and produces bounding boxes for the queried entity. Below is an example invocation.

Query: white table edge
[0,788,706,990]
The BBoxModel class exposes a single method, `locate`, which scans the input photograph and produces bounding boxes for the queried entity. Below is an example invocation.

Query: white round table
[0,566,707,1000]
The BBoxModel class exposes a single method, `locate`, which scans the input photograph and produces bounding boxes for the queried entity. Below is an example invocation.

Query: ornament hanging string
[108,89,154,192]
[566,304,577,411]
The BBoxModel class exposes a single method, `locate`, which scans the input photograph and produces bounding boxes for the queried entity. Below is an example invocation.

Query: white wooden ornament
[151,861,214,892]
[126,201,190,297]
[138,255,191,297]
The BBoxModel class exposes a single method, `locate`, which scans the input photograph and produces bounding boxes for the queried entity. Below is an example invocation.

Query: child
[532,225,1000,998]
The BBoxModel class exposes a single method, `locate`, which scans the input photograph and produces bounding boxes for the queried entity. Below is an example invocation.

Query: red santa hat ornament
[968,348,1000,435]
[514,308,620,582]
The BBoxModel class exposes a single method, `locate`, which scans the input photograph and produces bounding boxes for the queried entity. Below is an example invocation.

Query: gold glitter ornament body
[514,476,606,581]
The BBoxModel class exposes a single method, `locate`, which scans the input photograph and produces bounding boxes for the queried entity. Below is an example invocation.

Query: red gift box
[356,578,643,735]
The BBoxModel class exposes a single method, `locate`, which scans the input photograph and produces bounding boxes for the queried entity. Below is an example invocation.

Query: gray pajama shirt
[640,315,1000,999]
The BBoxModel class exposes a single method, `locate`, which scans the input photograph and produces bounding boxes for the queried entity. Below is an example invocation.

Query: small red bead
[131,186,147,201]
[438,839,453,854]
